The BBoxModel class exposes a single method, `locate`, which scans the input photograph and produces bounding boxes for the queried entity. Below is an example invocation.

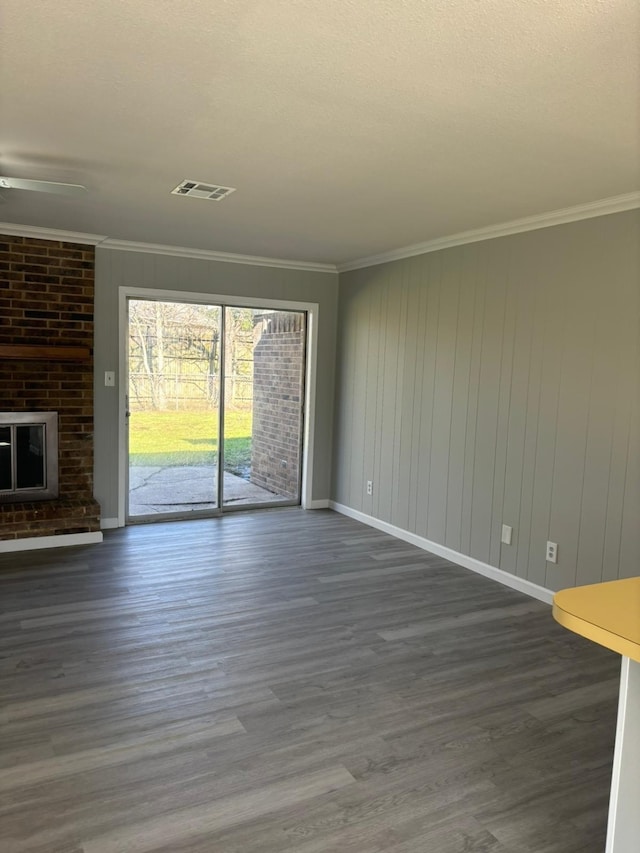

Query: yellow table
[553,578,640,853]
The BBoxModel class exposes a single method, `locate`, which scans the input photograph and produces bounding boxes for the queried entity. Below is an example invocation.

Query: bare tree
[128,300,222,411]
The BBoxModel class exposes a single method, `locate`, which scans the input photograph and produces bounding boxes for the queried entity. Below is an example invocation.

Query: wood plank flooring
[0,508,619,852]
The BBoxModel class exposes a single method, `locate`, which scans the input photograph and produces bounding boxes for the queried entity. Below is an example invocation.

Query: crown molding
[99,238,337,273]
[0,223,337,273]
[0,222,106,245]
[337,192,640,273]
[3,191,638,274]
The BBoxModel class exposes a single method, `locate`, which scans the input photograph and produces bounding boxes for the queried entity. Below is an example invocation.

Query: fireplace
[0,233,101,544]
[0,412,59,503]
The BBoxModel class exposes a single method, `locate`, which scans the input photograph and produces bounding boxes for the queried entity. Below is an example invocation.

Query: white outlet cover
[501,524,512,545]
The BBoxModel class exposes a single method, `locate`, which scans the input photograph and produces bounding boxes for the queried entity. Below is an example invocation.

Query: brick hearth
[0,235,101,540]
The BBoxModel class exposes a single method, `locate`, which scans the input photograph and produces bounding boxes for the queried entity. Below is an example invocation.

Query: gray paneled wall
[94,249,338,518]
[332,210,639,591]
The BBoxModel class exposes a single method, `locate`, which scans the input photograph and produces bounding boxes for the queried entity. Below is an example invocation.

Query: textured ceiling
[1,0,639,264]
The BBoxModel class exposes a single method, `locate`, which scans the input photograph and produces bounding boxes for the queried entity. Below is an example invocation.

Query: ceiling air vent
[171,180,236,201]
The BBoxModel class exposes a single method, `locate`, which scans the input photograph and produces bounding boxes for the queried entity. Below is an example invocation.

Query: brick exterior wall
[0,235,100,540]
[250,313,304,500]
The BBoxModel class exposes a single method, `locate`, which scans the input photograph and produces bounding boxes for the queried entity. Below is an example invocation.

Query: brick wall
[0,235,100,540]
[251,313,304,499]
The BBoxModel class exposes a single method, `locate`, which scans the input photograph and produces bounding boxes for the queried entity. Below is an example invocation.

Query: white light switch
[104,371,116,387]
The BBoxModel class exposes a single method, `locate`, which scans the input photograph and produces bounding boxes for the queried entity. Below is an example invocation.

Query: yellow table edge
[552,578,640,664]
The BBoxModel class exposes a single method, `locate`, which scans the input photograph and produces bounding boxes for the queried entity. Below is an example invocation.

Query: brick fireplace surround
[0,234,101,543]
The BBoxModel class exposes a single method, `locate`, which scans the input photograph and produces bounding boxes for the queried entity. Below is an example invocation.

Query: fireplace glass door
[0,413,59,502]
[16,425,46,489]
[0,426,11,492]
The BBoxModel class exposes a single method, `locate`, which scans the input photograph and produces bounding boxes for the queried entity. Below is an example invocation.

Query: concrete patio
[129,465,288,516]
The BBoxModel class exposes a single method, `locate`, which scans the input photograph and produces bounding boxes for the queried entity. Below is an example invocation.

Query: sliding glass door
[127,300,221,518]
[126,298,305,520]
[222,308,305,508]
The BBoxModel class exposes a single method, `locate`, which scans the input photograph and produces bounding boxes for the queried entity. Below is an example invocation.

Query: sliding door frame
[117,286,319,526]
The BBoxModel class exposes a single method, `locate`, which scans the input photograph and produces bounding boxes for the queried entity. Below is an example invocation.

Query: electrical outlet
[501,524,512,545]
[104,371,116,387]
[546,541,558,563]
[366,480,373,496]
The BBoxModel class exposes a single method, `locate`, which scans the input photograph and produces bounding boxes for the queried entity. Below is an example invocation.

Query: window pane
[16,425,45,489]
[128,299,221,517]
[223,308,305,506]
[0,426,11,491]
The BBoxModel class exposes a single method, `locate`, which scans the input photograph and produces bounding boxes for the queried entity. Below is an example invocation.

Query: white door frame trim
[117,286,320,526]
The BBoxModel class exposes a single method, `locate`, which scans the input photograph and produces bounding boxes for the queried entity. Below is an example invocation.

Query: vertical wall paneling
[523,235,569,587]
[488,243,517,569]
[608,218,639,581]
[514,244,547,581]
[332,272,352,505]
[396,259,420,532]
[390,261,409,529]
[372,272,389,521]
[415,255,441,540]
[427,250,459,544]
[336,273,354,505]
[571,229,617,587]
[347,272,366,509]
[618,357,640,579]
[500,237,537,577]
[408,258,429,535]
[377,267,402,523]
[469,243,508,564]
[459,248,487,556]
[362,274,380,518]
[445,247,475,552]
[544,240,596,589]
[333,210,640,591]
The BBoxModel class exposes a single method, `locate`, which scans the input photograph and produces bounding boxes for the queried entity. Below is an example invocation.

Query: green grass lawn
[129,409,252,476]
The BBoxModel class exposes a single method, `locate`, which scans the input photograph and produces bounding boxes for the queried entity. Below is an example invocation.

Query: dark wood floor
[0,508,619,852]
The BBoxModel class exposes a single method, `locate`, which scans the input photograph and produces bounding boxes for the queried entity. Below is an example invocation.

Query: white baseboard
[100,517,120,529]
[0,531,103,553]
[329,502,553,605]
[305,499,330,510]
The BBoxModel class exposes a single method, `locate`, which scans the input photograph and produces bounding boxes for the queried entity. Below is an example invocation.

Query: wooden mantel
[0,344,91,361]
